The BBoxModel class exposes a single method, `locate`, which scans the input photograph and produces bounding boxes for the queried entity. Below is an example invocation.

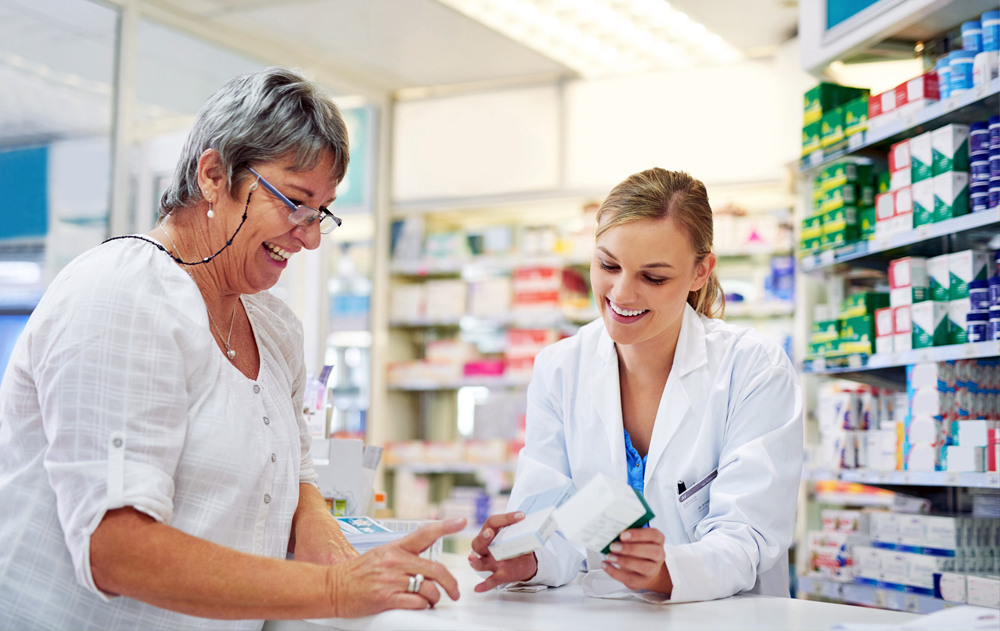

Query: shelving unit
[793,0,1000,615]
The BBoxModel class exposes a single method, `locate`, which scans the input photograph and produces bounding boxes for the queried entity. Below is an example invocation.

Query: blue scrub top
[623,427,647,495]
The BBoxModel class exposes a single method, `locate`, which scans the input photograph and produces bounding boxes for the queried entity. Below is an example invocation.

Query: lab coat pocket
[677,469,717,535]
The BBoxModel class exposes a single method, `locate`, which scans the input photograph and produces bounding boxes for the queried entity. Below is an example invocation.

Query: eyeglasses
[246,166,342,234]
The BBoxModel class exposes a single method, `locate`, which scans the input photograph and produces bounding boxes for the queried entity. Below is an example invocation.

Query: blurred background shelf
[803,468,1000,489]
[797,576,950,615]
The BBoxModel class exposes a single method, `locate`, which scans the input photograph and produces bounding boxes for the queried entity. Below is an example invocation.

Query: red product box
[894,305,913,334]
[988,428,999,471]
[875,307,895,336]
[868,89,897,120]
[889,139,911,174]
[463,360,505,377]
[895,72,940,107]
[876,191,895,221]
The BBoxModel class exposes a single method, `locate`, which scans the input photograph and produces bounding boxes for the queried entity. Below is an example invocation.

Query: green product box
[811,320,841,343]
[808,339,841,358]
[820,162,873,191]
[912,179,935,227]
[928,254,950,302]
[804,83,842,125]
[949,250,994,300]
[820,107,846,150]
[933,172,970,222]
[876,171,891,194]
[802,123,822,157]
[821,184,874,212]
[840,292,889,319]
[820,225,859,249]
[841,340,873,355]
[931,124,970,175]
[839,315,875,343]
[910,131,933,183]
[821,206,858,231]
[800,236,823,255]
[812,177,825,212]
[859,206,876,239]
[948,299,970,345]
[911,301,949,348]
[843,95,869,137]
[801,215,823,240]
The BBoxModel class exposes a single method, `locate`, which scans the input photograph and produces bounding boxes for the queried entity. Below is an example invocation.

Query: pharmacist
[0,67,464,630]
[470,168,803,603]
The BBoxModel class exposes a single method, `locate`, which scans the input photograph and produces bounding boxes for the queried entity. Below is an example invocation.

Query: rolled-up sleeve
[663,360,803,603]
[33,274,195,600]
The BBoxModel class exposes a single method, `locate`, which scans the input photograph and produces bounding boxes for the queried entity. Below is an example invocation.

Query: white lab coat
[507,303,803,603]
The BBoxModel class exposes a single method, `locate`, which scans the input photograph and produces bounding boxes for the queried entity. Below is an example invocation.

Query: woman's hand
[600,527,673,596]
[468,512,539,592]
[327,517,467,617]
[290,483,360,566]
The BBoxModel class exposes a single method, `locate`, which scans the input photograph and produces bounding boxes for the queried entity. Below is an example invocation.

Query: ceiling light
[438,0,743,78]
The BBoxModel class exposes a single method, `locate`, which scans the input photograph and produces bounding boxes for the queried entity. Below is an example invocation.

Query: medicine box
[904,441,940,471]
[868,89,896,120]
[875,190,894,224]
[876,171,891,194]
[894,306,913,353]
[888,257,929,306]
[843,95,869,137]
[488,506,558,561]
[911,301,948,348]
[802,122,821,157]
[841,292,889,318]
[910,131,934,183]
[948,299,971,345]
[822,184,873,213]
[812,319,840,343]
[933,171,970,222]
[820,162,873,191]
[803,82,841,125]
[931,124,970,175]
[928,254,951,301]
[893,186,913,233]
[912,179,935,227]
[859,206,876,239]
[889,139,912,190]
[949,250,993,300]
[906,415,946,444]
[552,473,654,554]
[942,445,986,472]
[954,419,993,446]
[934,572,967,603]
[820,108,846,150]
[966,574,1000,608]
[840,315,875,344]
[875,307,894,337]
[895,72,939,110]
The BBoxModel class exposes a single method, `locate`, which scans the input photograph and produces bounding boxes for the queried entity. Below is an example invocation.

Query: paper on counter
[829,605,999,630]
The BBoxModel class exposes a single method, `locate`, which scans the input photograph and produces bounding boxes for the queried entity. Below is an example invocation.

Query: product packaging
[911,301,949,347]
[802,122,821,157]
[934,572,968,603]
[934,171,970,222]
[894,186,913,232]
[888,257,929,306]
[928,254,951,301]
[910,131,934,183]
[875,191,895,234]
[931,124,971,175]
[843,96,869,137]
[488,506,558,561]
[949,250,994,300]
[841,292,889,318]
[820,108,846,150]
[889,139,912,190]
[949,299,972,345]
[552,473,654,554]
[912,179,935,226]
[894,305,913,353]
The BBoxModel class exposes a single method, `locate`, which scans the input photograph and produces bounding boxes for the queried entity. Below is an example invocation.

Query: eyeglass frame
[245,166,343,234]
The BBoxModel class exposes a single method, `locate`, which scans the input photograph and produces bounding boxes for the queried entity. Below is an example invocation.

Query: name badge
[677,468,717,533]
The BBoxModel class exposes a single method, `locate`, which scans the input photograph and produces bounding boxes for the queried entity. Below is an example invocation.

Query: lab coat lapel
[644,305,708,484]
[589,325,627,484]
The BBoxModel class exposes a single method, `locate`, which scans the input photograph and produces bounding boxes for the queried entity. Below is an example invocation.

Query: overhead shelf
[800,78,1000,174]
[388,376,532,391]
[390,254,591,277]
[725,302,795,318]
[385,461,517,474]
[797,576,950,615]
[800,210,1000,274]
[390,307,600,329]
[804,468,1000,489]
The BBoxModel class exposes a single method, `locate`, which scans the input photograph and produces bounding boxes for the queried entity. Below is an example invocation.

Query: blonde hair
[595,168,725,319]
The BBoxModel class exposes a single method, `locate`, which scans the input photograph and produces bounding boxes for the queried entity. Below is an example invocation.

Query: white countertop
[263,554,921,631]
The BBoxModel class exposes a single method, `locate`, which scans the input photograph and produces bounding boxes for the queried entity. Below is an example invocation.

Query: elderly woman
[0,67,464,630]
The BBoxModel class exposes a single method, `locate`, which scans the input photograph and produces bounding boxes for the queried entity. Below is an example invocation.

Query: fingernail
[607,554,618,563]
[621,532,632,541]
[483,529,492,539]
[601,561,611,569]
[515,512,525,520]
[610,543,622,553]
[446,517,466,527]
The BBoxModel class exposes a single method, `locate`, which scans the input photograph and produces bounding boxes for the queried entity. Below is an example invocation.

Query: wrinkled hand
[326,517,467,617]
[600,527,673,596]
[468,512,538,592]
[292,512,361,566]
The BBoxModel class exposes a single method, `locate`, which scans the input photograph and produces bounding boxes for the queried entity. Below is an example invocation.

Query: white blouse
[0,237,318,631]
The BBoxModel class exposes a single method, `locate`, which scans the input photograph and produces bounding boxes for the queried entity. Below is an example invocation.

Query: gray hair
[159,67,349,218]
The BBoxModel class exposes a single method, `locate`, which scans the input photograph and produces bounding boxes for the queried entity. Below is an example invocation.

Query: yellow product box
[843,95,869,137]
[820,108,846,150]
[820,162,873,191]
[821,184,874,213]
[803,122,822,157]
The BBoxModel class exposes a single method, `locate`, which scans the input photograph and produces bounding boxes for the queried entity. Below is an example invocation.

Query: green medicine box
[801,215,823,240]
[820,225,859,249]
[804,83,842,125]
[843,95,869,137]
[840,292,889,319]
[808,339,841,358]
[820,107,846,150]
[821,184,874,213]
[811,320,841,343]
[820,162,873,191]
[821,206,858,230]
[800,236,823,254]
[876,171,891,194]
[802,123,822,157]
[839,315,875,343]
[859,206,876,239]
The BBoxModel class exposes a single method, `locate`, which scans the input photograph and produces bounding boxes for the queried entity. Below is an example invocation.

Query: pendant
[227,348,237,360]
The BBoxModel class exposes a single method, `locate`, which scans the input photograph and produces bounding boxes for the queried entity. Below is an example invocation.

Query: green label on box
[934,186,969,223]
[839,315,875,342]
[912,317,948,348]
[932,138,970,175]
[930,279,949,302]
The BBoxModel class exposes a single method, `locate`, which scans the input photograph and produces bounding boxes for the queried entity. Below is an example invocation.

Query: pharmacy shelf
[385,461,517,474]
[799,209,1000,273]
[800,78,1000,173]
[797,576,951,614]
[390,254,591,277]
[726,301,795,318]
[803,468,1000,489]
[390,308,600,329]
[715,245,793,258]
[803,340,1000,383]
[388,376,532,391]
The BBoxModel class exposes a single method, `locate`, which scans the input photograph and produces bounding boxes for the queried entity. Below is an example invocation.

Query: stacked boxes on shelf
[802,83,869,159]
[806,509,871,582]
[809,292,887,363]
[905,360,1000,472]
[854,512,999,605]
[868,70,940,133]
[816,383,904,471]
[969,114,1000,213]
[938,11,1000,100]
[800,161,875,256]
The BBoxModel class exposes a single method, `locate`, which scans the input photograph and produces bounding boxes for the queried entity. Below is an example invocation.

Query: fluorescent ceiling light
[438,0,743,78]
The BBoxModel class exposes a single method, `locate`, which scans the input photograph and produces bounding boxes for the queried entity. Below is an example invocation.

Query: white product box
[909,131,933,182]
[889,256,928,306]
[818,391,860,432]
[908,361,955,391]
[910,387,954,418]
[941,445,986,472]
[922,516,960,553]
[931,124,970,175]
[390,284,426,321]
[907,552,952,589]
[933,171,970,220]
[854,546,882,581]
[949,250,995,300]
[552,473,653,553]
[894,306,913,352]
[911,301,948,349]
[871,512,900,545]
[949,299,972,344]
[468,277,511,317]
[934,571,967,603]
[866,430,897,470]
[905,442,940,471]
[880,550,909,586]
[892,186,913,232]
[956,420,993,446]
[906,415,944,444]
[967,574,1000,608]
[876,335,894,354]
[911,179,935,225]
[875,307,895,337]
[424,279,467,321]
[889,139,911,190]
[928,254,951,301]
[488,506,558,561]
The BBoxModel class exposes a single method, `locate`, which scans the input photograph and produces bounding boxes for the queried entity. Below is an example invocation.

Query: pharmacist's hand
[468,512,538,592]
[327,517,466,617]
[601,527,673,596]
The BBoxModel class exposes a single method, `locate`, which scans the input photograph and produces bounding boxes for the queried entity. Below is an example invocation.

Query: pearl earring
[207,200,214,219]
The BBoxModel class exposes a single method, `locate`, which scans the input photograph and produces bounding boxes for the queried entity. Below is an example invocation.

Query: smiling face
[590,216,714,350]
[205,151,338,296]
